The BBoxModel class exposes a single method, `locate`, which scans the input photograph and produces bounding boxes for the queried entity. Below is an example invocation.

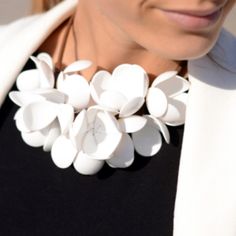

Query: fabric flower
[9,89,74,152]
[132,71,190,157]
[146,71,190,126]
[16,53,55,91]
[90,64,149,117]
[56,60,92,111]
[9,53,92,152]
[106,115,147,168]
[51,106,122,175]
[89,64,151,168]
[17,52,92,111]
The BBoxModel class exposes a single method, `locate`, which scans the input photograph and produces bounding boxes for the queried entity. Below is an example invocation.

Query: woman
[0,0,236,235]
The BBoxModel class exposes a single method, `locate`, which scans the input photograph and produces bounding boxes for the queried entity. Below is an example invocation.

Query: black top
[0,60,184,236]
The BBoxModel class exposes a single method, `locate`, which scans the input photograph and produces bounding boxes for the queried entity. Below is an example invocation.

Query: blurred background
[0,0,235,35]
[0,0,31,24]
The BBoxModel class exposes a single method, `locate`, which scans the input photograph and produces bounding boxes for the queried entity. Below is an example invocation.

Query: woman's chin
[175,46,215,60]
[161,38,219,61]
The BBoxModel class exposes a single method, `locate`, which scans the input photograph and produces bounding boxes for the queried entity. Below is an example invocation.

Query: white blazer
[1,0,236,235]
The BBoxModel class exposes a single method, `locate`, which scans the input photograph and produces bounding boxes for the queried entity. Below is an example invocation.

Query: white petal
[37,53,54,70]
[82,110,122,160]
[16,69,40,91]
[70,110,88,150]
[145,115,170,144]
[88,105,118,115]
[151,71,178,88]
[162,93,188,126]
[21,130,47,147]
[157,75,190,97]
[22,101,58,131]
[86,107,98,124]
[132,118,162,156]
[119,97,145,117]
[64,60,92,74]
[14,107,22,121]
[30,56,55,89]
[118,115,147,133]
[36,89,67,104]
[73,151,104,175]
[51,135,77,169]
[107,133,134,168]
[15,107,31,132]
[57,104,74,134]
[70,110,87,137]
[112,64,149,100]
[57,74,90,111]
[82,133,121,159]
[9,91,45,107]
[99,90,126,111]
[56,72,65,91]
[86,106,117,126]
[151,70,190,97]
[43,120,61,152]
[90,109,120,132]
[90,70,112,104]
[146,87,168,117]
[143,72,150,97]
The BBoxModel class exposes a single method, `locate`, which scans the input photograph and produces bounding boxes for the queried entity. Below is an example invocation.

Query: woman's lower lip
[161,9,222,30]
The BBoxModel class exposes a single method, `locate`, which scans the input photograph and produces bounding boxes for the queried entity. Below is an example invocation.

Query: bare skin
[40,0,235,81]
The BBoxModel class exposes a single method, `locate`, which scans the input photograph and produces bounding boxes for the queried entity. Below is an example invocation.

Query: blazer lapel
[174,31,236,235]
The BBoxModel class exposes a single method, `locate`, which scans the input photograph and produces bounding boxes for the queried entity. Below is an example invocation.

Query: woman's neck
[39,1,184,82]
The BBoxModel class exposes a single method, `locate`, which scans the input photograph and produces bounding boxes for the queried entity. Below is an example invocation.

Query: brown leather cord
[71,14,79,62]
[178,60,188,78]
[55,14,76,72]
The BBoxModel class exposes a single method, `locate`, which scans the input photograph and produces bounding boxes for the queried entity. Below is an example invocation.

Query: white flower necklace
[9,52,190,175]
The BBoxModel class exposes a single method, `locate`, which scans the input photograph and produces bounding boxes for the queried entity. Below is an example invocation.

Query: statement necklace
[9,53,190,175]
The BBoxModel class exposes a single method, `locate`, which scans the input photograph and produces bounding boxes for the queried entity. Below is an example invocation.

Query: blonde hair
[32,0,63,13]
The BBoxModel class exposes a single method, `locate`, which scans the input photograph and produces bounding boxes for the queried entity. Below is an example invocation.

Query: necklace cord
[56,13,76,71]
[71,14,79,61]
